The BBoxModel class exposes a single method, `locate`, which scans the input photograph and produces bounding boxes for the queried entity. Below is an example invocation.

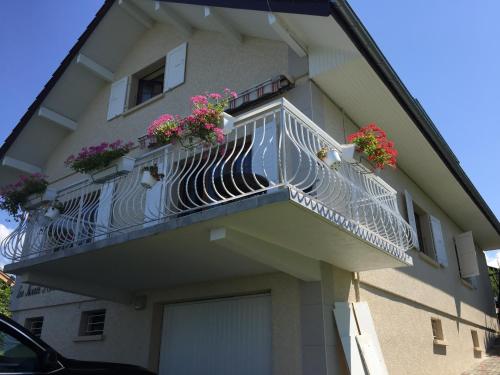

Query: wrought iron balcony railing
[1,99,415,264]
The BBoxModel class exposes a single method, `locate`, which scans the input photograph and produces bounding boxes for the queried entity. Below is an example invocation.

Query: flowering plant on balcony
[146,88,237,149]
[0,173,49,221]
[347,123,397,169]
[65,140,134,174]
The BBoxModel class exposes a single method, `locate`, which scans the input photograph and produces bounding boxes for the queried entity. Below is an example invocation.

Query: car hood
[62,358,156,374]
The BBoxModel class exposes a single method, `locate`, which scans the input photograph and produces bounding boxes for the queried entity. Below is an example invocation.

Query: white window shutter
[107,76,129,120]
[164,42,187,92]
[404,190,420,250]
[429,215,448,266]
[455,231,480,278]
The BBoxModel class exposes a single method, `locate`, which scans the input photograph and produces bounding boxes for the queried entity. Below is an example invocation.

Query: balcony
[2,99,414,299]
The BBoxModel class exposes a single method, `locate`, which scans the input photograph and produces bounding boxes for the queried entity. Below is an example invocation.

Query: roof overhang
[1,0,498,248]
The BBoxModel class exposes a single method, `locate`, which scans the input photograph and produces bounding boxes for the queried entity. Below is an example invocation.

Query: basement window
[431,318,447,346]
[471,330,481,350]
[25,317,44,338]
[129,59,165,108]
[79,310,106,336]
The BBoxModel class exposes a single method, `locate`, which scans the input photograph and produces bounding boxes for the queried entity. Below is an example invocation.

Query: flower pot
[90,156,135,183]
[323,149,342,168]
[24,189,57,210]
[45,207,61,219]
[141,170,158,189]
[340,144,356,162]
[221,112,235,135]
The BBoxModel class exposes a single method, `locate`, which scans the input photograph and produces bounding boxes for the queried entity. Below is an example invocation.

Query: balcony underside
[5,188,412,303]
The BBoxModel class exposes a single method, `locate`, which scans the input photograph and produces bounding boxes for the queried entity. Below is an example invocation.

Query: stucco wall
[361,285,495,375]
[43,22,289,182]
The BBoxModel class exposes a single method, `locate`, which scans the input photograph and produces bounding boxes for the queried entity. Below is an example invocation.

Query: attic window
[136,66,164,105]
[129,58,165,108]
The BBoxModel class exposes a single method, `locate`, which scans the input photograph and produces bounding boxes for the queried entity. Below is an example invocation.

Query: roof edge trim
[0,0,116,160]
[330,0,500,237]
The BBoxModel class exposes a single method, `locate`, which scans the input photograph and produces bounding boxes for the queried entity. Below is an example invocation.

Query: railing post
[278,99,287,185]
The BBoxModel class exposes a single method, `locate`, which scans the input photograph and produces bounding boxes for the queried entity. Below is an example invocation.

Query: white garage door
[158,294,272,375]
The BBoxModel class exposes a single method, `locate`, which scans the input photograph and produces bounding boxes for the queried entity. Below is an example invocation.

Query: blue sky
[0,1,498,264]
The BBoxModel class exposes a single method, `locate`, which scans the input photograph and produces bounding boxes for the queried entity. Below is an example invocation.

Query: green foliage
[489,267,499,297]
[64,140,134,174]
[0,281,12,317]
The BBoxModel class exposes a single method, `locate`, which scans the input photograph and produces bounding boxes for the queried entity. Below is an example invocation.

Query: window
[24,317,43,338]
[0,329,39,372]
[136,65,165,105]
[404,190,448,266]
[431,318,446,345]
[128,59,165,108]
[79,310,106,336]
[412,205,435,259]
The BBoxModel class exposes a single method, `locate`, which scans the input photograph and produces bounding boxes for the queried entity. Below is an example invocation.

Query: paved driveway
[461,352,500,375]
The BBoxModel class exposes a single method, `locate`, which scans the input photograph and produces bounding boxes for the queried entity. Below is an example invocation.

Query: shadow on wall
[483,316,498,353]
[433,344,446,356]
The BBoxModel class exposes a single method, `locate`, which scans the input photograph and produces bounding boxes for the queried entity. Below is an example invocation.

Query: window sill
[461,278,476,290]
[433,339,448,346]
[73,334,105,342]
[122,92,165,117]
[418,251,441,269]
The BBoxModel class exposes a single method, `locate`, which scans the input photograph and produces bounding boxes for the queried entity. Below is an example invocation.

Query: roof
[0,270,15,286]
[1,0,498,240]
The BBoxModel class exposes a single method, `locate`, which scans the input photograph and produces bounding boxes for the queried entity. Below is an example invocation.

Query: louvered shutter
[455,231,480,278]
[164,42,187,91]
[107,76,129,120]
[429,215,448,266]
[404,190,420,250]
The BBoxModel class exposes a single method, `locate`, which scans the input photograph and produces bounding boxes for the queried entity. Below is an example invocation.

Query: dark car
[0,314,155,374]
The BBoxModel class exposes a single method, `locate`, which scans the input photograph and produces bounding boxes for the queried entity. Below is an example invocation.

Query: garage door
[158,294,272,375]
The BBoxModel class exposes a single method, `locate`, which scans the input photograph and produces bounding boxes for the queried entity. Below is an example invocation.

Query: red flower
[347,123,397,169]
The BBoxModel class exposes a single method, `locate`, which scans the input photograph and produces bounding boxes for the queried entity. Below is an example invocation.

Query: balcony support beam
[76,54,114,82]
[38,106,77,132]
[210,227,321,281]
[20,272,133,305]
[204,7,242,44]
[268,13,307,57]
[154,1,192,38]
[118,0,154,29]
[1,156,42,175]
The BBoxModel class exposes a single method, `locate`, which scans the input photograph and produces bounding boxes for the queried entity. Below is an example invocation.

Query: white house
[1,1,498,374]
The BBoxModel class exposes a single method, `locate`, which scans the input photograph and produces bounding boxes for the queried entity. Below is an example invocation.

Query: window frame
[430,317,447,346]
[24,317,44,338]
[127,58,166,110]
[79,309,106,336]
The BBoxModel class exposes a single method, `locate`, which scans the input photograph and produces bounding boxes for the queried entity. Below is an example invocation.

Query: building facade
[1,1,499,374]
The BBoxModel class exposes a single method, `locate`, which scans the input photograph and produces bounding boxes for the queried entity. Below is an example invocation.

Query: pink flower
[209,93,222,100]
[190,95,208,105]
[147,114,175,135]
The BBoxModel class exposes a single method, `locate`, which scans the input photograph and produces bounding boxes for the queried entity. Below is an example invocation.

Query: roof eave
[0,0,116,161]
[329,0,500,237]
